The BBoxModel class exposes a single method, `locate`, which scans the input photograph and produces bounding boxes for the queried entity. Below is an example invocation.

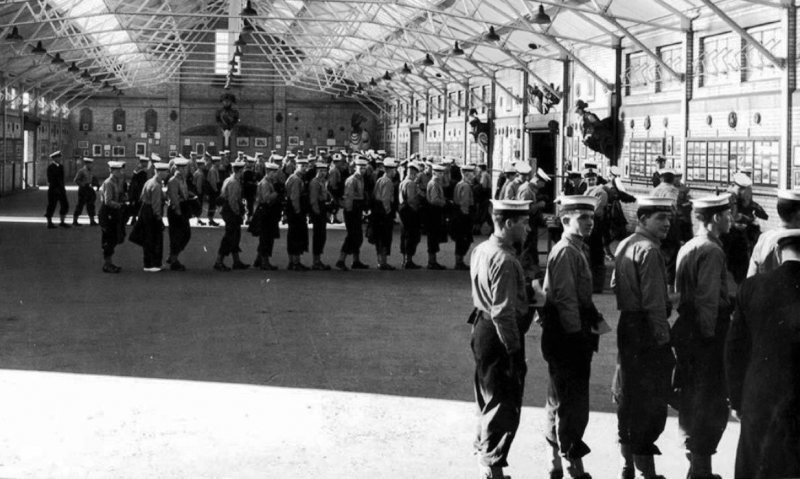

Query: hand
[732,409,743,422]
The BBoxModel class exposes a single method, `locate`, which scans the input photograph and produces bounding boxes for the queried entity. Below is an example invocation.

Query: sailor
[72,157,97,226]
[399,161,423,269]
[747,187,800,276]
[206,156,222,226]
[285,158,310,270]
[128,155,151,226]
[213,161,250,271]
[166,157,191,271]
[336,157,370,270]
[251,162,281,270]
[45,150,70,229]
[99,161,127,273]
[425,163,448,270]
[140,162,170,272]
[584,168,610,293]
[452,163,476,270]
[372,158,398,270]
[309,160,333,270]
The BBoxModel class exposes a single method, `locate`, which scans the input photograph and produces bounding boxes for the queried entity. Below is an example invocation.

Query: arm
[639,247,671,345]
[725,284,751,412]
[310,181,321,215]
[489,260,524,354]
[343,178,354,211]
[101,183,121,209]
[288,179,301,213]
[693,249,725,338]
[381,181,392,214]
[547,249,582,333]
[167,179,181,213]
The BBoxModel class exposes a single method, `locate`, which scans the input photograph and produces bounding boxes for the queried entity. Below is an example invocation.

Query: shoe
[143,267,161,272]
[549,470,564,479]
[454,262,469,271]
[72,221,82,227]
[208,219,220,226]
[378,263,396,271]
[403,261,421,270]
[59,222,71,229]
[572,474,592,479]
[89,220,98,226]
[260,262,277,271]
[102,264,120,274]
[47,223,57,229]
[232,262,250,270]
[111,264,122,273]
[196,219,206,226]
[427,262,446,270]
[351,261,369,269]
[312,262,331,271]
[213,262,230,272]
[170,261,186,271]
[619,466,635,479]
[166,257,174,264]
[688,475,721,479]
[253,256,263,268]
[293,263,310,271]
[335,260,349,271]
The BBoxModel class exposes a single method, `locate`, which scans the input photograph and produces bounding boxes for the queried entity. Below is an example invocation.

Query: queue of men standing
[470,187,800,479]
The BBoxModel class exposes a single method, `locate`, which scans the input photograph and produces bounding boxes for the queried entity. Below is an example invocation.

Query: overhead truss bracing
[0,0,788,110]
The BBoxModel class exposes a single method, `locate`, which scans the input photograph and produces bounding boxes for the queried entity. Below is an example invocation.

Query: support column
[611,35,623,167]
[782,4,796,188]
[681,20,694,178]
[559,57,571,194]
[489,74,496,172]
[463,80,470,163]
[274,85,286,154]
[521,70,529,165]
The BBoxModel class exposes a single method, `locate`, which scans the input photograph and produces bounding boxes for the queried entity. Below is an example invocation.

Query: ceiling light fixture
[67,62,80,73]
[51,52,65,65]
[532,5,552,24]
[6,26,23,42]
[528,43,539,50]
[81,69,91,79]
[228,58,238,66]
[31,41,47,54]
[383,71,392,81]
[485,26,500,42]
[234,46,243,57]
[234,35,247,47]
[401,63,412,75]
[452,41,464,56]
[369,78,377,87]
[422,54,434,66]
[240,0,257,16]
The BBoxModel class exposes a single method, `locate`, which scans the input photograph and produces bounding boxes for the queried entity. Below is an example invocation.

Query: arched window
[113,108,126,132]
[79,108,93,131]
[144,109,158,133]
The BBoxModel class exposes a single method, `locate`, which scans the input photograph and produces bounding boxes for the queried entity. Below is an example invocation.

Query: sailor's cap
[514,162,532,175]
[49,150,62,158]
[432,164,447,172]
[659,168,677,176]
[490,199,532,212]
[245,155,257,163]
[210,156,221,162]
[558,195,600,213]
[377,150,386,156]
[566,169,582,178]
[154,162,170,171]
[503,164,517,174]
[173,158,190,167]
[107,161,125,169]
[151,153,162,161]
[584,161,598,170]
[332,153,343,161]
[690,194,732,214]
[307,154,317,161]
[441,157,454,165]
[231,161,246,169]
[610,166,623,177]
[383,158,398,168]
[354,158,368,166]
[582,168,598,178]
[408,161,422,171]
[82,157,94,163]
[315,161,328,169]
[295,158,309,164]
[536,168,551,182]
[271,154,284,162]
[777,188,800,203]
[220,150,230,155]
[733,172,753,188]
[460,163,475,172]
[196,158,207,165]
[637,196,675,211]
[138,155,149,161]
[264,162,280,171]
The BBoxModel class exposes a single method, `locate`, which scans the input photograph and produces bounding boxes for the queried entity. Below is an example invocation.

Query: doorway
[410,130,420,157]
[22,130,35,189]
[528,128,557,213]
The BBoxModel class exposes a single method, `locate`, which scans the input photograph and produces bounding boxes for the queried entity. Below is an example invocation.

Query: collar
[634,225,662,245]
[697,229,723,248]
[489,233,515,252]
[564,232,586,248]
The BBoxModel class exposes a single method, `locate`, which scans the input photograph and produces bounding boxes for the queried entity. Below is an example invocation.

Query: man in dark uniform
[309,160,332,270]
[399,161,423,269]
[651,156,667,188]
[611,196,676,479]
[139,162,170,272]
[652,168,681,288]
[747,187,800,277]
[45,150,70,229]
[541,195,604,479]
[673,194,733,479]
[206,156,222,226]
[336,158,369,270]
[127,155,150,226]
[517,168,550,276]
[285,158,310,270]
[426,163,448,270]
[99,161,127,273]
[726,230,800,479]
[191,158,207,226]
[72,157,97,226]
[213,161,249,271]
[242,155,258,224]
[372,158,398,270]
[166,158,191,271]
[327,153,346,224]
[250,162,281,270]
[452,164,475,270]
[469,198,535,479]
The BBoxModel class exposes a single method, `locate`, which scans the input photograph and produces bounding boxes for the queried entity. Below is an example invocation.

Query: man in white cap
[426,163,448,270]
[502,162,530,200]
[475,163,492,233]
[309,160,332,270]
[541,195,604,479]
[139,162,170,272]
[128,155,151,226]
[371,158,398,270]
[584,168,610,293]
[285,158,310,270]
[726,172,768,284]
[72,157,97,226]
[517,168,550,274]
[495,164,515,200]
[652,168,681,288]
[611,196,676,479]
[242,155,258,224]
[726,230,800,479]
[336,158,370,270]
[747,188,800,276]
[327,153,346,224]
[672,194,734,479]
[398,161,423,269]
[99,161,127,273]
[191,158,207,226]
[250,162,281,270]
[469,198,535,479]
[206,156,222,226]
[452,164,475,270]
[605,166,636,256]
[213,161,249,271]
[45,150,70,229]
[166,158,191,271]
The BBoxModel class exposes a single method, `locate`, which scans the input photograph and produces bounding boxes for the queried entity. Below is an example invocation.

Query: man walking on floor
[44,150,70,229]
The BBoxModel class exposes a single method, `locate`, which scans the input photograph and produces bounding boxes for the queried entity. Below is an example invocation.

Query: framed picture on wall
[82,149,89,157]
[578,140,587,159]
[254,137,268,148]
[288,136,299,146]
[103,145,112,157]
[92,144,102,156]
[78,140,89,149]
[236,137,249,147]
[112,146,125,157]
[135,142,146,156]
[666,136,674,155]
[196,143,205,156]
[794,170,800,187]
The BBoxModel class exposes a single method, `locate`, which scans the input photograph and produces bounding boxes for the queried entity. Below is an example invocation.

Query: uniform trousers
[399,206,421,256]
[613,311,675,455]
[673,313,729,455]
[45,186,69,219]
[140,204,164,268]
[661,224,681,286]
[74,185,96,218]
[471,312,527,468]
[167,209,191,256]
[588,217,607,292]
[256,206,281,258]
[286,210,309,255]
[99,205,123,257]
[426,205,444,254]
[310,212,327,256]
[341,206,364,254]
[373,211,394,256]
[218,204,242,257]
[519,221,539,272]
[206,190,219,216]
[541,326,593,460]
[452,211,473,256]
